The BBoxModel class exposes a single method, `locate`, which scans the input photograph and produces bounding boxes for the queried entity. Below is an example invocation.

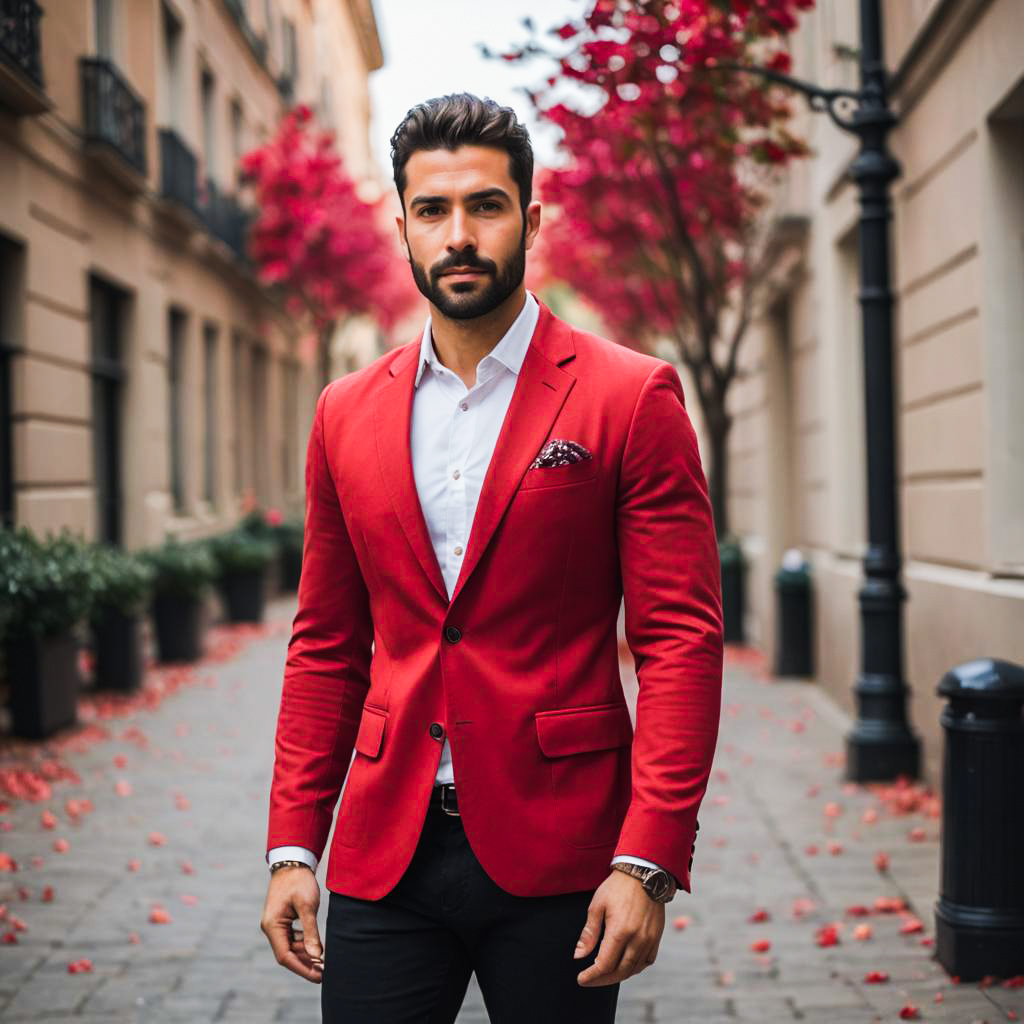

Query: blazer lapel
[449,301,577,606]
[374,337,449,604]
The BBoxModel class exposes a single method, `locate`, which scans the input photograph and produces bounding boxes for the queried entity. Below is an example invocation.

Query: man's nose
[445,208,476,253]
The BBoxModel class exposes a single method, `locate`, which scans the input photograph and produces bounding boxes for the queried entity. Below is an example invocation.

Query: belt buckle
[440,784,459,817]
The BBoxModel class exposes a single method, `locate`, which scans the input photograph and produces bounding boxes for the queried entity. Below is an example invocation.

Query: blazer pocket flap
[354,705,387,758]
[535,704,633,758]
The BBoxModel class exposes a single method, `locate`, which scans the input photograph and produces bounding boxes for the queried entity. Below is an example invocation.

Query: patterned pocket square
[529,439,593,469]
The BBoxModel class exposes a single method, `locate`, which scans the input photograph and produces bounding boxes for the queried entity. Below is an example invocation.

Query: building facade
[0,0,383,547]
[730,0,1024,778]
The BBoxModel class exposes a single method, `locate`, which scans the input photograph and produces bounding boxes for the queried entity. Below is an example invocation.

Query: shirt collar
[414,290,540,389]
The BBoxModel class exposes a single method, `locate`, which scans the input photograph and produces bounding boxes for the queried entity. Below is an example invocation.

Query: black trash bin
[774,551,814,678]
[934,658,1024,981]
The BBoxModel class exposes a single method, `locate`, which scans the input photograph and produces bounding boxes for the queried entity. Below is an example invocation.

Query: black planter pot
[152,592,206,663]
[720,556,746,645]
[92,608,145,692]
[219,566,267,623]
[5,629,81,739]
[279,545,302,592]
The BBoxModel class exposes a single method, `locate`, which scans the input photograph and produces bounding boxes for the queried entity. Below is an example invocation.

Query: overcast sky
[368,0,585,182]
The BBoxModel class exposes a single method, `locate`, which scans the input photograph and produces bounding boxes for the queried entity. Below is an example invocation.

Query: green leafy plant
[271,516,303,556]
[140,535,217,600]
[207,528,277,576]
[86,545,156,622]
[0,526,94,641]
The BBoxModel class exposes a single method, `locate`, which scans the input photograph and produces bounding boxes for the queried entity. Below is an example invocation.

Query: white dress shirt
[268,292,664,879]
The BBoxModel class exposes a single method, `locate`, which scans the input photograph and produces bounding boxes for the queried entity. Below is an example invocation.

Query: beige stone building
[0,0,383,547]
[729,0,1024,778]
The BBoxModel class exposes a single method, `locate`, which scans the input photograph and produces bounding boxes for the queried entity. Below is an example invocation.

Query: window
[282,17,298,84]
[230,99,244,187]
[250,344,268,501]
[168,308,188,515]
[0,237,23,528]
[282,359,298,492]
[203,323,219,507]
[160,3,184,129]
[982,84,1024,571]
[231,331,245,495]
[89,276,128,545]
[201,68,217,184]
[95,0,115,59]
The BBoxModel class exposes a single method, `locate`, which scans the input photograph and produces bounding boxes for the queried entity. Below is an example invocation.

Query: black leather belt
[431,783,459,816]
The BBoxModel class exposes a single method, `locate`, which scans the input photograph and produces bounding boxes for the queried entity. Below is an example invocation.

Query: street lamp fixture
[730,0,921,781]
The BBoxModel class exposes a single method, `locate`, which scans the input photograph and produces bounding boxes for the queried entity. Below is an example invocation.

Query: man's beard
[406,225,526,321]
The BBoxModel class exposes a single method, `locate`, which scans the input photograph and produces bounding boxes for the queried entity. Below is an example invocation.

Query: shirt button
[452,469,460,480]
[444,625,462,643]
[460,402,468,411]
[429,722,445,741]
[453,546,463,556]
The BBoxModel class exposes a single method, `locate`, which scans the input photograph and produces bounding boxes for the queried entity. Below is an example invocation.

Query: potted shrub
[208,528,276,623]
[0,527,92,739]
[86,545,155,692]
[141,536,216,663]
[273,517,304,592]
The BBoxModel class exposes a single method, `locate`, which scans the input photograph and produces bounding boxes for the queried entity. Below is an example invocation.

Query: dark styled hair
[390,93,533,218]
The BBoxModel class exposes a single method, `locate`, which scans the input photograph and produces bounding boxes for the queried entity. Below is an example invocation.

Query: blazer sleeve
[266,382,374,861]
[613,360,724,892]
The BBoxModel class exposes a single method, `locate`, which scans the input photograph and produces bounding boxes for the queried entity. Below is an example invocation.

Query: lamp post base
[845,724,920,782]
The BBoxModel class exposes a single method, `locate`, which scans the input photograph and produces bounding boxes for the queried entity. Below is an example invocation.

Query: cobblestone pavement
[0,595,1020,1023]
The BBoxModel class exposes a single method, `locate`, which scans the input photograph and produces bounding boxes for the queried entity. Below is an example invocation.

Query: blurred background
[0,1,1022,1020]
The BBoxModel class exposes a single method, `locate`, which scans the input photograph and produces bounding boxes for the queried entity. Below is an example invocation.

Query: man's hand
[260,866,324,983]
[575,870,666,987]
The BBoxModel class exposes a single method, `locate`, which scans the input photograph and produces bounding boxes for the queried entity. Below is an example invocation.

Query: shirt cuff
[611,854,665,871]
[267,846,318,872]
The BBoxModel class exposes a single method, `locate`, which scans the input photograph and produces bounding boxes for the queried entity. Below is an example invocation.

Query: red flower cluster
[506,0,811,345]
[240,106,418,340]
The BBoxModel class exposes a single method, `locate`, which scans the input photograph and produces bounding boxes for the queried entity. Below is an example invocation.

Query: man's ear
[395,214,406,247]
[524,201,542,251]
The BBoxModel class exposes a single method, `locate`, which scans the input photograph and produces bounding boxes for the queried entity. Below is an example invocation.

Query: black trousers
[321,789,620,1023]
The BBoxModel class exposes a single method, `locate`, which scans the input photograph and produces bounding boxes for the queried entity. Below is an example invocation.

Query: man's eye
[478,201,500,211]
[419,206,441,216]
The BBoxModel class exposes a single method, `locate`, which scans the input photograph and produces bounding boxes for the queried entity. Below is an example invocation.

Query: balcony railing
[0,0,43,87]
[222,0,267,66]
[200,178,250,263]
[0,0,48,114]
[159,128,199,216]
[80,57,147,179]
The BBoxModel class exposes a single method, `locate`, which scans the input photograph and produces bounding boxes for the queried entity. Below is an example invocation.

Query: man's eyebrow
[409,188,512,209]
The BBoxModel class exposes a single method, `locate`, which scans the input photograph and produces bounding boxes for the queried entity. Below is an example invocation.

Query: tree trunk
[706,415,731,540]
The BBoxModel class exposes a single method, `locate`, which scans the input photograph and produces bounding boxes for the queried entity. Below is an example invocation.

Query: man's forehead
[404,145,513,191]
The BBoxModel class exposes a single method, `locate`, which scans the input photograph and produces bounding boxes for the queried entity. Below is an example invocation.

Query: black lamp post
[733,0,920,781]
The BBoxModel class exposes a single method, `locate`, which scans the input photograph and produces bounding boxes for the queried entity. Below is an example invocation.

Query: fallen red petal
[898,1005,920,1020]
[863,970,889,983]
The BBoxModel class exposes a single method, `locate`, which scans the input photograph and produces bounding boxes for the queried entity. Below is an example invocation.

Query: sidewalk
[0,596,1019,1023]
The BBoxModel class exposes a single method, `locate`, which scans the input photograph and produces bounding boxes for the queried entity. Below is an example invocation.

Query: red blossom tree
[498,0,813,537]
[240,105,419,375]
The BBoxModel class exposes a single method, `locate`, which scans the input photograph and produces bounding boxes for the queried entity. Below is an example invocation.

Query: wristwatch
[611,862,678,903]
[269,859,314,875]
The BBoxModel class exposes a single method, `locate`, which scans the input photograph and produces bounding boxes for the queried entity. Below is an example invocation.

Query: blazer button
[429,723,445,741]
[444,625,462,643]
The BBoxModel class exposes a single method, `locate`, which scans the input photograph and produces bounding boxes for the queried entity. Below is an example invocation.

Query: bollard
[719,537,745,645]
[934,658,1024,982]
[774,549,814,678]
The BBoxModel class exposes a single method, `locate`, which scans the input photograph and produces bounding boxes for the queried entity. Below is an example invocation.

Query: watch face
[644,870,671,900]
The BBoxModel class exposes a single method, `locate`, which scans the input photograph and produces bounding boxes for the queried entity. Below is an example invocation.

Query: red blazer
[266,299,723,900]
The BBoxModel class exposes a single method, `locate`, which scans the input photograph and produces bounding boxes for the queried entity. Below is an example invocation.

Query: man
[261,93,723,1023]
